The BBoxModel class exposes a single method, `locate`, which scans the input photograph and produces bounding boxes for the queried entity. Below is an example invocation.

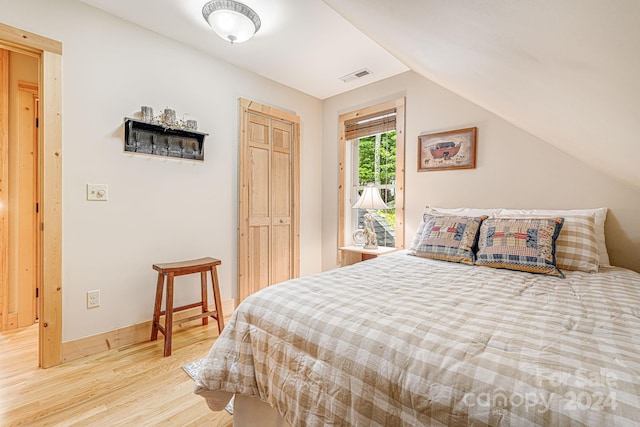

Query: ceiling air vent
[340,68,373,83]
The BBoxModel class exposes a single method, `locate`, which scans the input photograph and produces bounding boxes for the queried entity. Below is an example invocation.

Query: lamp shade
[202,0,261,44]
[352,183,389,210]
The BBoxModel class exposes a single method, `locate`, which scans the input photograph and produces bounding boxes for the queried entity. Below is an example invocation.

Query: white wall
[4,1,639,344]
[322,71,640,272]
[1,0,323,342]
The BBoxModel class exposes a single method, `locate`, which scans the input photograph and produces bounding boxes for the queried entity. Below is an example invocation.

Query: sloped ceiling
[79,0,640,190]
[322,0,640,190]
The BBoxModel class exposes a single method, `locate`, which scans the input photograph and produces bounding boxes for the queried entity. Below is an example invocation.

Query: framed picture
[418,127,477,172]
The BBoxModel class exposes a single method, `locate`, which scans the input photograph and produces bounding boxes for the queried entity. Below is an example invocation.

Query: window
[338,98,405,257]
[351,130,397,247]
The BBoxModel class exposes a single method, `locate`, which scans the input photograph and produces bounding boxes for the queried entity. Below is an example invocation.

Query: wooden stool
[150,257,224,357]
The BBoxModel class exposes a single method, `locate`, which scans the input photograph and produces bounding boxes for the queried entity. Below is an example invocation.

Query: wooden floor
[0,322,233,426]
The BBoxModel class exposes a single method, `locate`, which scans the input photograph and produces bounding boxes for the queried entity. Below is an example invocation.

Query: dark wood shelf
[124,118,208,161]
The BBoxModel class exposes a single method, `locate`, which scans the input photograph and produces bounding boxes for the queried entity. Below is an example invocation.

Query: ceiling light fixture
[202,0,261,44]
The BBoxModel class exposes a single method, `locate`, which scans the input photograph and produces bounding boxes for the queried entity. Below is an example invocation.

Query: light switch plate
[87,184,108,201]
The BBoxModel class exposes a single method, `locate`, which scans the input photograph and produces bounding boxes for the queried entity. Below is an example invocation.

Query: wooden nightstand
[339,245,398,266]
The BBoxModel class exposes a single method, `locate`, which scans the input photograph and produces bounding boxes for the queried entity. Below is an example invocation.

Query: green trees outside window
[355,131,396,246]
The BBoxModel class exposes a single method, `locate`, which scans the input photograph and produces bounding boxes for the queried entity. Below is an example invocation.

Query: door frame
[0,23,63,368]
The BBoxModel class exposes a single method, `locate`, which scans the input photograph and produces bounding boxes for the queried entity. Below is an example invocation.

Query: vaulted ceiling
[80,0,640,189]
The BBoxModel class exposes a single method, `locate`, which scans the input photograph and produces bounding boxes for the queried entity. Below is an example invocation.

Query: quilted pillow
[476,217,565,277]
[408,206,500,251]
[414,214,486,265]
[492,213,599,273]
[496,208,609,267]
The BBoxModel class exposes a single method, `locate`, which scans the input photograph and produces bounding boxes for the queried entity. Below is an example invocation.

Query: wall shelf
[124,118,208,161]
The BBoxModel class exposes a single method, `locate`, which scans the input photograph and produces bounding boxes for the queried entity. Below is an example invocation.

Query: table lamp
[352,183,389,249]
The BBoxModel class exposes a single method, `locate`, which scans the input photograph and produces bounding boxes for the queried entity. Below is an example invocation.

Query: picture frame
[418,127,477,172]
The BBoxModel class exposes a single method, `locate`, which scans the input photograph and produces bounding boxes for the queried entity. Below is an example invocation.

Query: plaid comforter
[194,252,640,426]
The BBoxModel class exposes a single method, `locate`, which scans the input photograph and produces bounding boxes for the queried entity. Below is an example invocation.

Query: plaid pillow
[414,215,486,265]
[476,217,564,277]
[555,215,599,272]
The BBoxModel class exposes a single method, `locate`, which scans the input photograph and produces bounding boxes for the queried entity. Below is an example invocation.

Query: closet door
[246,113,271,295]
[239,99,299,301]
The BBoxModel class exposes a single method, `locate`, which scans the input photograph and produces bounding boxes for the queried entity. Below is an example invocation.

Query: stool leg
[151,272,164,341]
[200,270,209,326]
[163,273,175,357]
[210,266,225,333]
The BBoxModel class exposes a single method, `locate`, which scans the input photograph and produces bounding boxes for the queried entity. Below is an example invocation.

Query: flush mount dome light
[202,0,261,44]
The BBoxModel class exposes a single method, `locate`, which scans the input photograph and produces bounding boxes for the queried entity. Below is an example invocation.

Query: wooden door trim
[39,50,62,368]
[0,24,62,367]
[0,48,8,331]
[0,23,62,55]
[238,99,249,302]
[292,119,300,279]
[238,98,300,301]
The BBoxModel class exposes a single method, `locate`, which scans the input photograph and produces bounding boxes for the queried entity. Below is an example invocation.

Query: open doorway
[0,49,39,334]
[0,23,62,368]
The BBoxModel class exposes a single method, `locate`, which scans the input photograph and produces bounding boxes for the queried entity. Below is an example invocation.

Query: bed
[194,207,640,426]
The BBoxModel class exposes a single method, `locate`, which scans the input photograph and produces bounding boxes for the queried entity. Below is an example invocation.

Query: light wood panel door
[0,48,8,331]
[13,83,39,328]
[239,99,300,301]
[247,113,270,292]
[271,119,293,284]
[1,69,39,331]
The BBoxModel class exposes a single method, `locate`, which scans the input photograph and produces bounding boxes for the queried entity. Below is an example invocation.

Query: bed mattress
[195,251,640,426]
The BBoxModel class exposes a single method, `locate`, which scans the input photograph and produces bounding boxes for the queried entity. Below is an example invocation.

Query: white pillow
[495,208,609,267]
[408,206,501,252]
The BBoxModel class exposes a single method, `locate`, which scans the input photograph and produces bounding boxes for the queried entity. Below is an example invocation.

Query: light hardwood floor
[0,322,233,426]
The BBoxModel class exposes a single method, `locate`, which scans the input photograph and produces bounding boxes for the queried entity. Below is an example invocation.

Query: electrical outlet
[87,290,100,308]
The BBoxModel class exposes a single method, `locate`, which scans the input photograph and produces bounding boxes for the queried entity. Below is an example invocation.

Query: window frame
[338,98,405,262]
